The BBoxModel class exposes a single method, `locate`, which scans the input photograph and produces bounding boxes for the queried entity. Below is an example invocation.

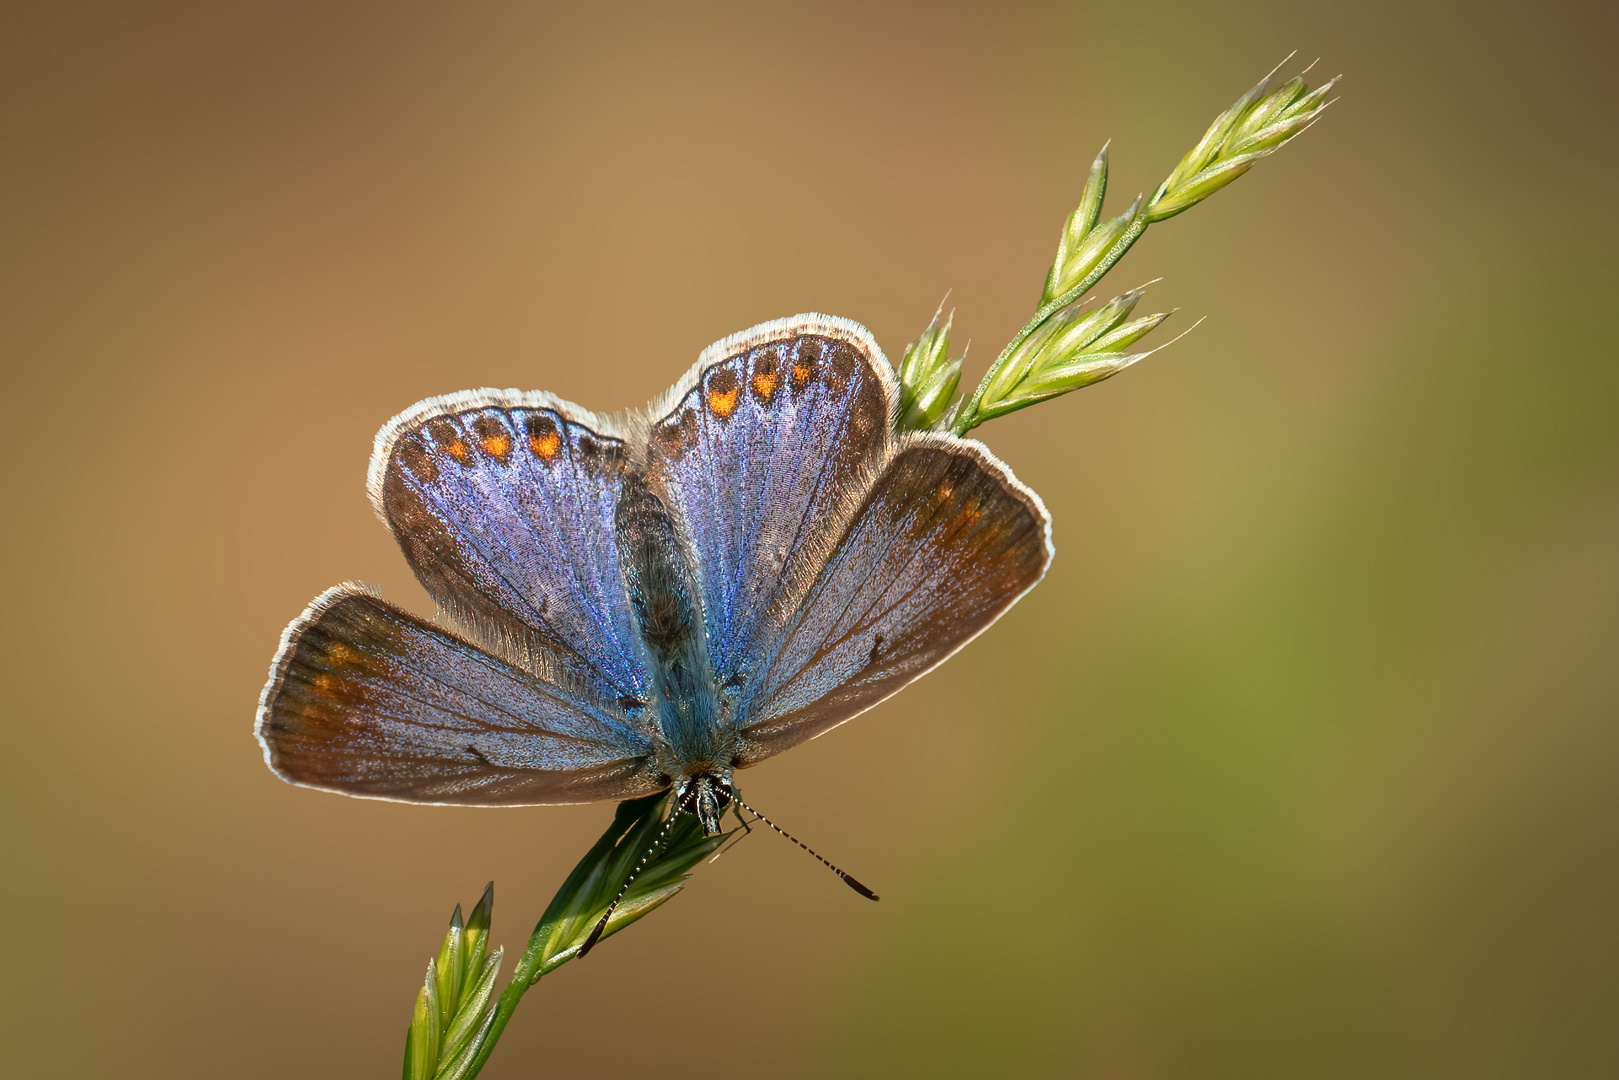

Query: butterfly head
[675,771,734,836]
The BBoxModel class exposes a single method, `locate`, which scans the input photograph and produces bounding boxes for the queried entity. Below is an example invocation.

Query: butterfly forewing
[646,317,893,689]
[256,585,662,804]
[372,393,652,711]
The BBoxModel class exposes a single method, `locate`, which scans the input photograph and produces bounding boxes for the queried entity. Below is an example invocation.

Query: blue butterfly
[256,315,1051,847]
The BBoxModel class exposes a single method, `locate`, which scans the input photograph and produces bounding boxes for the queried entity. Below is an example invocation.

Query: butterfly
[256,314,1052,846]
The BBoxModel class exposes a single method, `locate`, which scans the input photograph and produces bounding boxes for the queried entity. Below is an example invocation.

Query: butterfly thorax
[615,469,739,789]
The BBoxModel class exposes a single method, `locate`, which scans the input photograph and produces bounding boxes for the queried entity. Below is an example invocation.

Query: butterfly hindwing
[734,437,1052,763]
[256,584,661,804]
[371,392,652,710]
[646,315,894,687]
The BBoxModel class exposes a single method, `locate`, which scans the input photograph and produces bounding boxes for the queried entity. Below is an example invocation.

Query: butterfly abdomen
[614,470,729,776]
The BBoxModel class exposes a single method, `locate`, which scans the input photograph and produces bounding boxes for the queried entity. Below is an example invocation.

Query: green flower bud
[897,309,963,431]
[1047,194,1142,300]
[1146,67,1337,223]
[975,286,1173,424]
[1042,144,1110,305]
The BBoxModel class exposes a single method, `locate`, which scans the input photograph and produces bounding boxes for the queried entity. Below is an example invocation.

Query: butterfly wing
[646,313,1051,764]
[733,436,1052,763]
[645,315,893,686]
[370,390,651,710]
[256,584,662,804]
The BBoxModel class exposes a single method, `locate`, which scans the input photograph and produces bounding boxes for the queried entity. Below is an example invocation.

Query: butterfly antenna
[578,788,694,958]
[730,793,879,901]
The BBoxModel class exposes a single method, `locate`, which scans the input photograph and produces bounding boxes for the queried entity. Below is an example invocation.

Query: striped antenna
[730,793,879,901]
[578,787,695,958]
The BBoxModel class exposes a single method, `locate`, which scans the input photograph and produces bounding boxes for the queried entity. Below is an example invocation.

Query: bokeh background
[3,1,1615,1076]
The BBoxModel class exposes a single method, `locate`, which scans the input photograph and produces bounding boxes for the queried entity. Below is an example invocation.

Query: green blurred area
[1,1,1614,1077]
[854,231,1619,1078]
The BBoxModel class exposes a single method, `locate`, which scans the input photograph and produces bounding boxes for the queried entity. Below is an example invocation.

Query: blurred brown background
[3,1,1615,1077]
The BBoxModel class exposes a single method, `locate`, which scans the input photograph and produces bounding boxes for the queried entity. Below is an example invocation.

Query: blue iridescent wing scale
[256,584,662,804]
[647,316,892,688]
[369,390,651,711]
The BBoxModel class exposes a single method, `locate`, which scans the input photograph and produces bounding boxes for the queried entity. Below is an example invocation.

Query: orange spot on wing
[530,430,562,460]
[708,386,740,417]
[791,362,812,387]
[446,439,471,463]
[481,433,511,458]
[752,368,780,401]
